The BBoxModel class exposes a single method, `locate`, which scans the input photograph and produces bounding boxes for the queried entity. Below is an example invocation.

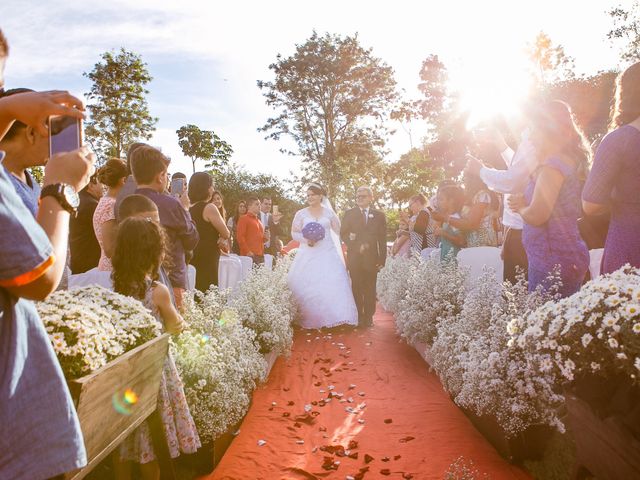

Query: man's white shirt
[479,132,537,230]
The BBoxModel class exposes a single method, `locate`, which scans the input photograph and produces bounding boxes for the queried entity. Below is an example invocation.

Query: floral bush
[394,257,467,345]
[515,265,640,389]
[449,272,564,436]
[230,256,297,355]
[37,286,162,378]
[174,292,267,442]
[377,254,418,313]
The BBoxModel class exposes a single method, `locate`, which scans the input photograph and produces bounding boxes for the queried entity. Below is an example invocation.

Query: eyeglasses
[356,195,370,199]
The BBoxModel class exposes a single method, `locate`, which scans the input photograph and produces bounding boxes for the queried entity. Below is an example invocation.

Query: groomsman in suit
[259,196,283,257]
[341,186,387,327]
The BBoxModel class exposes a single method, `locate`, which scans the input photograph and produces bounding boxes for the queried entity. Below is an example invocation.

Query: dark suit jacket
[340,207,387,271]
[259,211,282,255]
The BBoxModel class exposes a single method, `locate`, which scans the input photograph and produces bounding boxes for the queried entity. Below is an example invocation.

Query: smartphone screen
[272,205,279,215]
[49,116,82,157]
[171,178,185,196]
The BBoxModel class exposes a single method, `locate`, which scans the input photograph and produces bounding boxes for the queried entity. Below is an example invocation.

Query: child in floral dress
[111,217,200,478]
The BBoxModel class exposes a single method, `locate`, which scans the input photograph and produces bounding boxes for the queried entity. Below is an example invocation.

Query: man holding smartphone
[1,28,94,478]
[259,196,283,257]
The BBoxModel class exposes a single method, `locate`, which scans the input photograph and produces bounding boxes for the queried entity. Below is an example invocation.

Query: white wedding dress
[287,206,358,329]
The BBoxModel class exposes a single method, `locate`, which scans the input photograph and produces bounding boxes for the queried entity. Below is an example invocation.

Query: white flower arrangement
[230,257,297,355]
[37,286,162,378]
[376,254,418,313]
[174,292,268,442]
[394,256,467,345]
[515,265,640,387]
[444,271,564,436]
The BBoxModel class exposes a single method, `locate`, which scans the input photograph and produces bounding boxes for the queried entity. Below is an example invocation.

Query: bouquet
[302,222,325,244]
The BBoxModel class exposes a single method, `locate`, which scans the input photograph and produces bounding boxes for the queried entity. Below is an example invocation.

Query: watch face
[63,184,80,208]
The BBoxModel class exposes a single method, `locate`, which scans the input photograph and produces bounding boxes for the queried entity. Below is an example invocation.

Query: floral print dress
[120,282,200,463]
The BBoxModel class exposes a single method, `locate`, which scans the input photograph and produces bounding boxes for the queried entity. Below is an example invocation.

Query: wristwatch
[40,183,80,215]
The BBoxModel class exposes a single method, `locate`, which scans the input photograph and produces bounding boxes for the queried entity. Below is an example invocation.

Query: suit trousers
[502,228,528,284]
[349,263,378,322]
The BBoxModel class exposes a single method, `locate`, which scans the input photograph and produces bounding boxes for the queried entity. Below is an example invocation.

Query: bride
[287,183,358,329]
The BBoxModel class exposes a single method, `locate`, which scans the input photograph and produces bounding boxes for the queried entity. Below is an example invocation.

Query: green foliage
[84,48,157,160]
[527,32,576,87]
[210,164,303,240]
[258,31,400,199]
[545,70,617,142]
[177,124,233,174]
[384,147,443,207]
[607,1,640,63]
[414,54,457,141]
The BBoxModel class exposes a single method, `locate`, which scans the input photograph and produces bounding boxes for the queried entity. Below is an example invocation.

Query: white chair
[264,254,274,271]
[421,248,436,261]
[68,268,112,289]
[232,255,253,281]
[456,246,503,285]
[429,248,441,261]
[589,248,604,280]
[218,255,243,292]
[187,264,196,291]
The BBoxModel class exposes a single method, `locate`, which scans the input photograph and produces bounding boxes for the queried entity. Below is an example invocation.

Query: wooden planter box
[64,333,170,479]
[460,407,552,463]
[565,393,640,479]
[410,339,433,366]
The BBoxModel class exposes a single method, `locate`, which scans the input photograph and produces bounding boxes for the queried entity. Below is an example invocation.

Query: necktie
[363,209,368,225]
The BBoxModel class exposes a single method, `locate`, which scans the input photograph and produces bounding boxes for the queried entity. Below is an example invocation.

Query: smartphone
[171,177,186,196]
[49,116,82,157]
[272,205,279,216]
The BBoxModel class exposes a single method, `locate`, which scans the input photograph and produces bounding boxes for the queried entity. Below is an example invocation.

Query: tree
[527,32,576,87]
[84,48,157,160]
[384,148,443,208]
[210,164,303,240]
[258,31,400,198]
[176,124,233,174]
[414,54,456,140]
[607,1,640,63]
[545,71,617,143]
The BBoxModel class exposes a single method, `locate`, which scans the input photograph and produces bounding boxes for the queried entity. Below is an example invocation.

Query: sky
[0,0,631,180]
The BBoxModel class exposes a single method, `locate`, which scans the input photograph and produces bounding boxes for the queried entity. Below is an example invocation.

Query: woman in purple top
[583,62,640,274]
[509,101,591,297]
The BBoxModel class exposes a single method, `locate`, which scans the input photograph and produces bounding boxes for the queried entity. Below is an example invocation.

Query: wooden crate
[565,393,640,479]
[65,333,170,479]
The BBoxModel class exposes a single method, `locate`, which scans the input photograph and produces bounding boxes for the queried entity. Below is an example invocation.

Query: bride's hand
[307,240,316,247]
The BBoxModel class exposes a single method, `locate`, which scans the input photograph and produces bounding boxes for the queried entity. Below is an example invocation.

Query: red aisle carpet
[202,305,531,480]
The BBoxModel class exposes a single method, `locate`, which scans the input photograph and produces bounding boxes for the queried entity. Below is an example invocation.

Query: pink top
[93,196,116,271]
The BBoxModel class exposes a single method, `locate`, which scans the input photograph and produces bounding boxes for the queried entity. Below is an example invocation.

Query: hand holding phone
[272,205,279,215]
[49,115,82,157]
[171,178,186,197]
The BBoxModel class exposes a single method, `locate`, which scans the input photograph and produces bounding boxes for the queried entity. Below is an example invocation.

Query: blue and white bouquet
[302,221,325,244]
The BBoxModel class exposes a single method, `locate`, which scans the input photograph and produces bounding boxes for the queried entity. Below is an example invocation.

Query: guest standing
[509,100,590,297]
[93,158,128,271]
[433,174,498,247]
[0,54,93,477]
[237,197,266,265]
[407,194,436,254]
[188,172,231,292]
[466,128,536,282]
[69,175,103,273]
[227,200,247,254]
[211,190,227,220]
[114,142,146,219]
[0,87,43,216]
[583,62,640,274]
[132,145,199,309]
[434,185,466,263]
[259,196,284,257]
[112,218,200,479]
